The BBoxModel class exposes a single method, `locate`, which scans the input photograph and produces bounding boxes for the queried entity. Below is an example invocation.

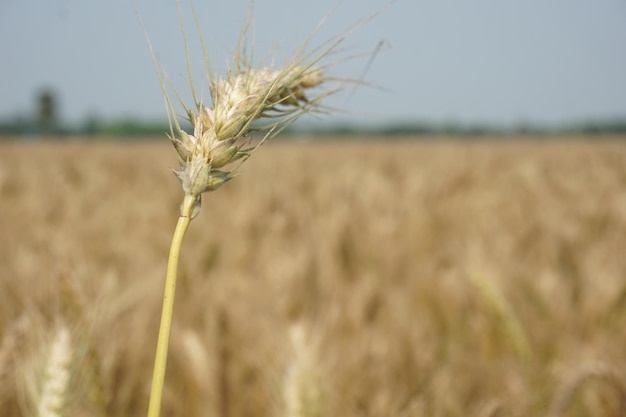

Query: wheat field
[1,136,625,417]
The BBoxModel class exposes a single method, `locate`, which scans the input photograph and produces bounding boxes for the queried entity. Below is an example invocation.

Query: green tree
[36,88,59,132]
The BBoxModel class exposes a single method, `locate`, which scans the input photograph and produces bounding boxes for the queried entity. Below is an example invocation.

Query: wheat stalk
[35,326,73,417]
[0,314,30,409]
[546,363,626,417]
[283,323,325,417]
[471,273,531,365]
[143,3,382,417]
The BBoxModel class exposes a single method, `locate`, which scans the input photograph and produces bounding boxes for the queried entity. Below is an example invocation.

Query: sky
[1,0,625,129]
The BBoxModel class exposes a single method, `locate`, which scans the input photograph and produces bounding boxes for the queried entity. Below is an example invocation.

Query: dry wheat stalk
[283,323,325,417]
[35,326,73,417]
[471,273,531,365]
[546,363,626,417]
[143,2,384,417]
[0,314,30,408]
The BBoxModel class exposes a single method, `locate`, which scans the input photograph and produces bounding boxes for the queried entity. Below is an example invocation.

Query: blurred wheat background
[1,137,625,417]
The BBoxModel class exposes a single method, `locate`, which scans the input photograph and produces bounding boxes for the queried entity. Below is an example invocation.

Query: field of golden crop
[1,136,626,417]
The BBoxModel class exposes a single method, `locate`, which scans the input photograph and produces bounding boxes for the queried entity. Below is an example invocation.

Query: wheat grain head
[35,325,74,417]
[283,323,325,417]
[143,0,386,218]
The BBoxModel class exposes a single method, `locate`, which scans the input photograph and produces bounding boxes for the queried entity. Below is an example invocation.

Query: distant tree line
[1,88,625,139]
[288,118,626,138]
[0,116,175,137]
[4,116,626,139]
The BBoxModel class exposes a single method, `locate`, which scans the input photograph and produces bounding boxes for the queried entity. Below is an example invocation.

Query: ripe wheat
[144,3,383,417]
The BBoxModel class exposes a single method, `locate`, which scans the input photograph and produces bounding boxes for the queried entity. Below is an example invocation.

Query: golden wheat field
[1,136,626,417]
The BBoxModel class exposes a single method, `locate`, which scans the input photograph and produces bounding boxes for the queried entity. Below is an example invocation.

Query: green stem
[147,194,197,417]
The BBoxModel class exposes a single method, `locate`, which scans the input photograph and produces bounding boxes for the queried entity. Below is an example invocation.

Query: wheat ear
[283,323,324,417]
[0,315,30,408]
[471,273,531,364]
[36,326,73,417]
[546,364,626,417]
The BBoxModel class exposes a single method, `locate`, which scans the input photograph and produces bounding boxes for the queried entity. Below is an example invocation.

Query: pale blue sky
[1,0,625,128]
